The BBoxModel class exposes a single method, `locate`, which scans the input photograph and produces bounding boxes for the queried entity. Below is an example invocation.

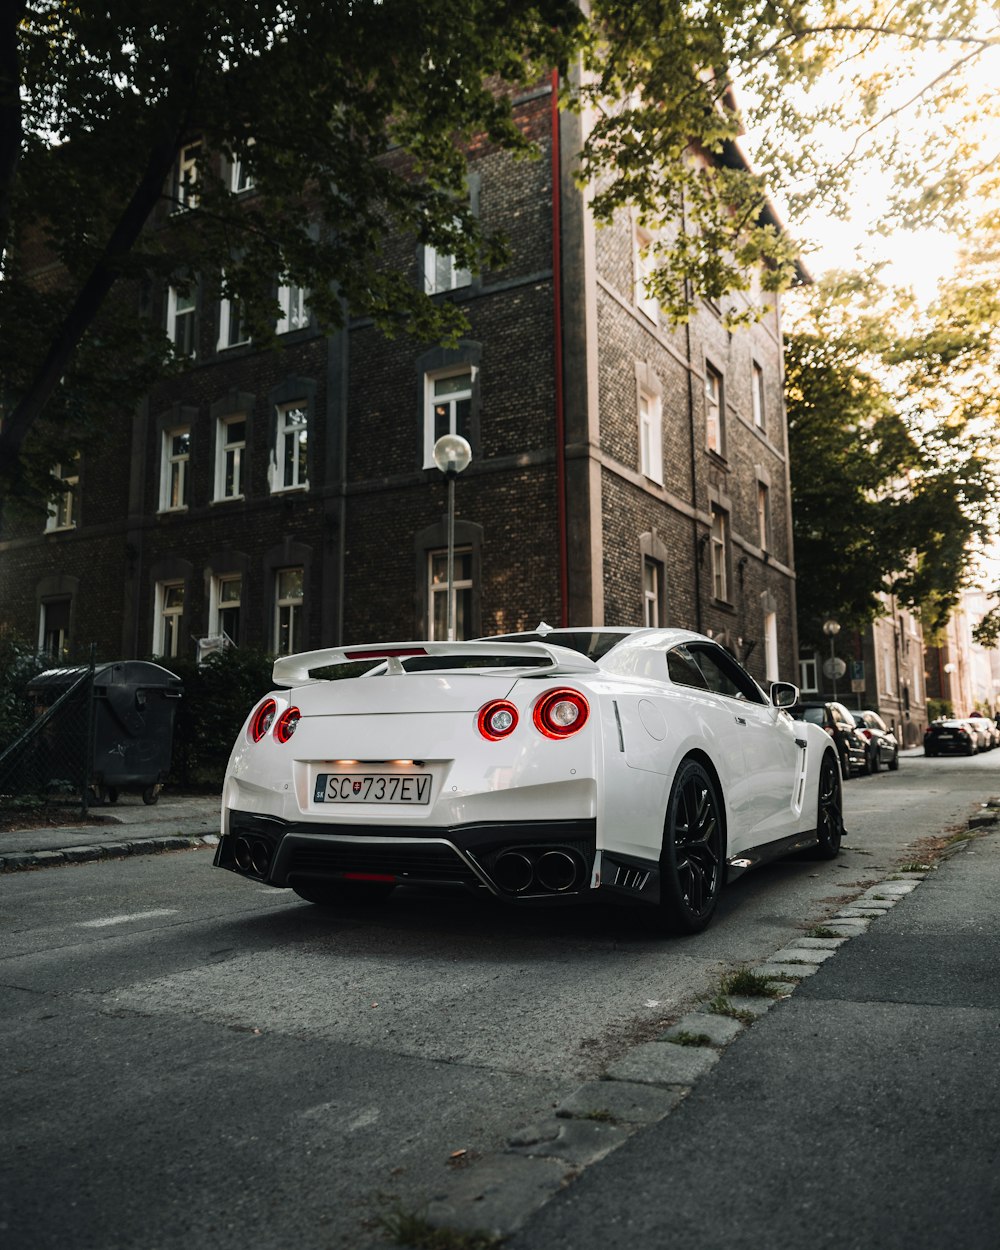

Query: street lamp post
[822,618,841,700]
[432,433,473,642]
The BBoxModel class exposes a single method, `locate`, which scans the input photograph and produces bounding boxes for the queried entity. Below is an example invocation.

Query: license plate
[314,773,432,805]
[937,733,953,739]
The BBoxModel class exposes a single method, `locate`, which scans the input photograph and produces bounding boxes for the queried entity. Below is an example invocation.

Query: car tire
[865,747,877,775]
[291,878,396,906]
[888,750,899,772]
[654,757,725,935]
[839,749,850,781]
[805,751,844,860]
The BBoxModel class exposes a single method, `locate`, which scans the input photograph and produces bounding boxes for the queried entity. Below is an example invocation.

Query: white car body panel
[216,627,840,922]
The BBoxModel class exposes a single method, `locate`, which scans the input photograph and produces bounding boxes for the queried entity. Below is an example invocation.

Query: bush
[0,637,49,754]
[161,647,275,787]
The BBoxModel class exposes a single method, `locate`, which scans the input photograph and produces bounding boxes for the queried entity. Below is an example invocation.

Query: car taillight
[274,706,300,743]
[477,700,519,741]
[957,727,968,735]
[859,728,872,740]
[249,698,277,743]
[533,688,589,739]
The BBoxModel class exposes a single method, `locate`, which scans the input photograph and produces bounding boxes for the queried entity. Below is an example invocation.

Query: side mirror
[770,681,799,709]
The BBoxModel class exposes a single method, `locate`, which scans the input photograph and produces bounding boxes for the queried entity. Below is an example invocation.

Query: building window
[643,558,661,627]
[424,241,471,295]
[167,286,196,357]
[273,402,308,492]
[710,506,729,602]
[705,365,724,456]
[428,548,472,641]
[751,361,766,430]
[39,598,71,660]
[154,582,185,657]
[218,295,249,351]
[230,144,254,193]
[638,390,663,485]
[764,611,779,682]
[172,141,201,211]
[274,567,304,654]
[799,656,818,692]
[424,370,473,468]
[757,481,771,551]
[211,574,242,643]
[44,461,79,532]
[214,416,246,501]
[634,223,659,322]
[277,283,309,333]
[160,427,191,511]
[881,643,895,695]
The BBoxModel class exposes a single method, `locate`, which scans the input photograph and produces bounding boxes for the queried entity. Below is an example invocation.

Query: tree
[0,0,582,507]
[787,261,1000,645]
[4,0,1000,505]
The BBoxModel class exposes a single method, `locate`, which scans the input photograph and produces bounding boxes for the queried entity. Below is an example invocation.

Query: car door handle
[735,716,747,726]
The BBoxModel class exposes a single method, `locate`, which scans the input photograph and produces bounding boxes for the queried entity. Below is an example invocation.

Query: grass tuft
[377,1208,503,1250]
[706,995,756,1024]
[718,967,782,998]
[667,1031,713,1047]
[807,926,839,939]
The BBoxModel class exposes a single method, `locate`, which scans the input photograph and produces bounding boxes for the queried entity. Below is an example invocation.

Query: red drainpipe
[551,67,569,626]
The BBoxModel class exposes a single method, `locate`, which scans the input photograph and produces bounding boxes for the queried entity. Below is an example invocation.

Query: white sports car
[214,626,845,933]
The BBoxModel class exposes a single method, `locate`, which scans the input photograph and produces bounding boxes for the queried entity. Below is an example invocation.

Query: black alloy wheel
[656,758,725,935]
[807,751,844,859]
[291,878,396,906]
[888,749,900,772]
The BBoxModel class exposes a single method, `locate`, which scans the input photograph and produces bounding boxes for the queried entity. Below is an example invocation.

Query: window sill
[157,506,189,516]
[210,495,245,505]
[44,524,76,535]
[269,484,309,496]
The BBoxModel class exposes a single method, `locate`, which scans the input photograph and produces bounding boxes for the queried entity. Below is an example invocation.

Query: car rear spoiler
[271,640,600,686]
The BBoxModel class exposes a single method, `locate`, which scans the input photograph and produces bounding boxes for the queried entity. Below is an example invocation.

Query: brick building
[0,82,800,685]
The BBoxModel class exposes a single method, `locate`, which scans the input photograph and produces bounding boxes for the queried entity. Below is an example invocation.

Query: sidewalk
[0,791,220,872]
[424,825,999,1250]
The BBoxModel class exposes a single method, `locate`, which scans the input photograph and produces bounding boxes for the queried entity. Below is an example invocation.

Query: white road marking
[77,909,179,928]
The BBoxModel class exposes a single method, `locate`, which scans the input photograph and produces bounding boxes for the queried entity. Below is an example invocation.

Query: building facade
[1,84,800,685]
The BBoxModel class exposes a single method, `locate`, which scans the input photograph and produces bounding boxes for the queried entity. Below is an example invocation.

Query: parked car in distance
[924,719,978,756]
[851,710,900,772]
[966,713,999,750]
[791,700,870,778]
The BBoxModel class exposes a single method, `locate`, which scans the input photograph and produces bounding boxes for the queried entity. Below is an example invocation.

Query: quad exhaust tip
[492,847,583,895]
[234,836,272,879]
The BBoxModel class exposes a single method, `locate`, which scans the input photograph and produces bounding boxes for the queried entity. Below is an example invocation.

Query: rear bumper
[215,810,601,904]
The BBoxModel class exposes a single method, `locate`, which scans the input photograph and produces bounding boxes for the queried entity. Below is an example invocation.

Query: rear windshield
[481,630,625,662]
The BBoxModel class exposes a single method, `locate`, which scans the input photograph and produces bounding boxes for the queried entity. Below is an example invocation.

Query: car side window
[687,643,767,704]
[667,645,710,690]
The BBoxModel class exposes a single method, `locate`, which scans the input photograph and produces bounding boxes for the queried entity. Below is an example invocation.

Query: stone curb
[0,833,219,873]
[422,855,954,1241]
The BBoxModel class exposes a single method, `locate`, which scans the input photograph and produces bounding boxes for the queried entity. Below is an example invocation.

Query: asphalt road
[1,750,997,1249]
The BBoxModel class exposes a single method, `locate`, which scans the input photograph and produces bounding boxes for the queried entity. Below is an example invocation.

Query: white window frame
[799,657,819,693]
[154,581,185,658]
[764,611,779,683]
[214,415,246,502]
[881,643,895,696]
[274,567,304,655]
[423,368,474,469]
[643,558,660,627]
[217,295,250,351]
[638,390,663,485]
[38,598,71,660]
[424,242,471,295]
[428,547,473,641]
[634,223,659,323]
[210,573,242,643]
[159,427,191,512]
[172,141,201,212]
[167,286,196,358]
[277,283,309,334]
[751,361,766,430]
[230,141,255,193]
[710,506,729,602]
[705,365,724,456]
[757,481,771,551]
[44,462,79,532]
[272,402,309,493]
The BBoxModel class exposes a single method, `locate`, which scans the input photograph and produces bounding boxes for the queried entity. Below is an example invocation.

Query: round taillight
[533,688,589,739]
[249,698,277,743]
[274,706,300,743]
[477,700,519,741]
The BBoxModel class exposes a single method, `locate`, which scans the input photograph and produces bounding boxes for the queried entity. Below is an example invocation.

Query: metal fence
[0,654,97,817]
